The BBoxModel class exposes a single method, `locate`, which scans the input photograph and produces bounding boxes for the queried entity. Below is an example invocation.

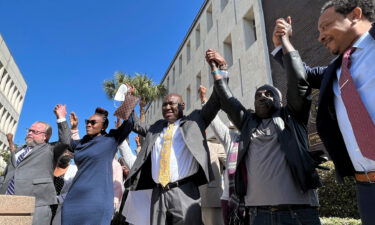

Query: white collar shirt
[151,119,198,183]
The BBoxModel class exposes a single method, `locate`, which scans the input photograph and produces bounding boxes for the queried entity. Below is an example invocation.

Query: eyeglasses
[26,128,46,135]
[85,119,103,126]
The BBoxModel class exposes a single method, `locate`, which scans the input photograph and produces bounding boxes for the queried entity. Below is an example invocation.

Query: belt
[355,171,375,183]
[156,176,193,190]
[249,205,313,212]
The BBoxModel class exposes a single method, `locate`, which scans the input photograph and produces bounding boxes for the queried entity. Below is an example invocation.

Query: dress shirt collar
[352,31,370,50]
[168,118,181,127]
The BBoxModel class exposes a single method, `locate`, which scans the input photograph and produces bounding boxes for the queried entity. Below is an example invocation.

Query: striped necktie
[339,47,375,160]
[6,146,32,195]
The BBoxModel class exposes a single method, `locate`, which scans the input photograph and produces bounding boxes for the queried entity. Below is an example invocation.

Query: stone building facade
[145,0,334,151]
[0,34,27,150]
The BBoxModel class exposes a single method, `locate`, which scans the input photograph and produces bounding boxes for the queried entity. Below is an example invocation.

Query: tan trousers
[202,207,224,225]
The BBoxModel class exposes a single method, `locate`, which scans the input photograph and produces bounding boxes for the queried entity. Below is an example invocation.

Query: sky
[0,0,205,150]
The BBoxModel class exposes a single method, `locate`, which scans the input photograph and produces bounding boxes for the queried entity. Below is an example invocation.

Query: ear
[349,7,362,22]
[179,102,185,111]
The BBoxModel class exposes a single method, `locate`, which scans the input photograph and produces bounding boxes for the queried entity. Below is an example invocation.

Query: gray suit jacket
[0,121,70,207]
[125,92,221,190]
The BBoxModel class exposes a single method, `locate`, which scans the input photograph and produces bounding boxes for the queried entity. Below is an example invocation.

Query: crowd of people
[0,0,374,224]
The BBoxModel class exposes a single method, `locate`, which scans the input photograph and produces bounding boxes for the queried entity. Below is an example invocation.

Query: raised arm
[275,18,312,123]
[200,92,221,129]
[6,133,16,152]
[69,112,80,141]
[54,104,71,144]
[206,49,249,131]
[272,17,326,89]
[199,85,232,152]
[117,139,137,169]
[110,113,134,144]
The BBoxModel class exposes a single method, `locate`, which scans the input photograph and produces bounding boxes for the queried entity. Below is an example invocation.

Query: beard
[25,137,43,147]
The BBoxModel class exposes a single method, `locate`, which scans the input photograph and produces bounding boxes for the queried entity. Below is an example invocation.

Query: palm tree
[103,72,167,122]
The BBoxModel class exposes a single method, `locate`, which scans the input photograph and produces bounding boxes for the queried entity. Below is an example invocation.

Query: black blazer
[125,91,221,190]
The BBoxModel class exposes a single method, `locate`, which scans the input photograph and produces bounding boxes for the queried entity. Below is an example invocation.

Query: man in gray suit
[0,104,71,225]
[125,89,221,225]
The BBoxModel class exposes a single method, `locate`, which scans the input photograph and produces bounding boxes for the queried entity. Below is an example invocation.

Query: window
[179,55,183,75]
[196,25,201,49]
[172,66,176,85]
[243,8,257,49]
[206,4,213,31]
[186,86,191,110]
[187,41,191,63]
[196,72,201,100]
[224,34,233,67]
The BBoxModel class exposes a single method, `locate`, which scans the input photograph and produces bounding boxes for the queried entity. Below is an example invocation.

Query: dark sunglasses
[85,119,103,125]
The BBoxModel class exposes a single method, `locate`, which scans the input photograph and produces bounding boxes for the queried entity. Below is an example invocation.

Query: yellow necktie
[158,123,175,187]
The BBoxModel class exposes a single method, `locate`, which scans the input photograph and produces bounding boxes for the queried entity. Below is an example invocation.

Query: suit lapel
[319,56,342,103]
[19,143,47,165]
[11,145,26,167]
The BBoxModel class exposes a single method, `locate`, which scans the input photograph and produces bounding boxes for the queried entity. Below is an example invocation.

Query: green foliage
[103,72,167,102]
[320,217,361,225]
[317,161,359,219]
[0,149,10,176]
[0,149,10,164]
[103,72,132,99]
[103,72,167,122]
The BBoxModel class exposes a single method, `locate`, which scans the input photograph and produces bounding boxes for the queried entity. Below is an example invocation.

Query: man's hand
[135,136,141,147]
[6,133,13,142]
[54,104,67,119]
[205,49,227,71]
[6,133,15,152]
[69,112,78,129]
[274,16,292,42]
[198,85,208,104]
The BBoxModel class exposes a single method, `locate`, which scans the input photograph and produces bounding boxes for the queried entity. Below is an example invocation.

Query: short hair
[35,121,52,141]
[321,0,375,22]
[94,107,109,131]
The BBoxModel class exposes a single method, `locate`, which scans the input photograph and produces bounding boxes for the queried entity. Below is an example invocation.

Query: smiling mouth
[324,39,332,48]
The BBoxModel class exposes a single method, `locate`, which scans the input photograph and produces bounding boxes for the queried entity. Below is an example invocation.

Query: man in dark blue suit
[273,1,375,224]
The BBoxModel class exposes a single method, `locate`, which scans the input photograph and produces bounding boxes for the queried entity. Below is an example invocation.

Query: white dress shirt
[333,32,375,172]
[151,119,198,183]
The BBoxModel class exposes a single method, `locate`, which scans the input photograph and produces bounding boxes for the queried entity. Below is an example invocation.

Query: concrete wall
[145,0,273,133]
[0,35,27,150]
[261,0,334,151]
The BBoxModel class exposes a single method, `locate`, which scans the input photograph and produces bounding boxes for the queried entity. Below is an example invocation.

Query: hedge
[320,217,361,225]
[317,161,359,219]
